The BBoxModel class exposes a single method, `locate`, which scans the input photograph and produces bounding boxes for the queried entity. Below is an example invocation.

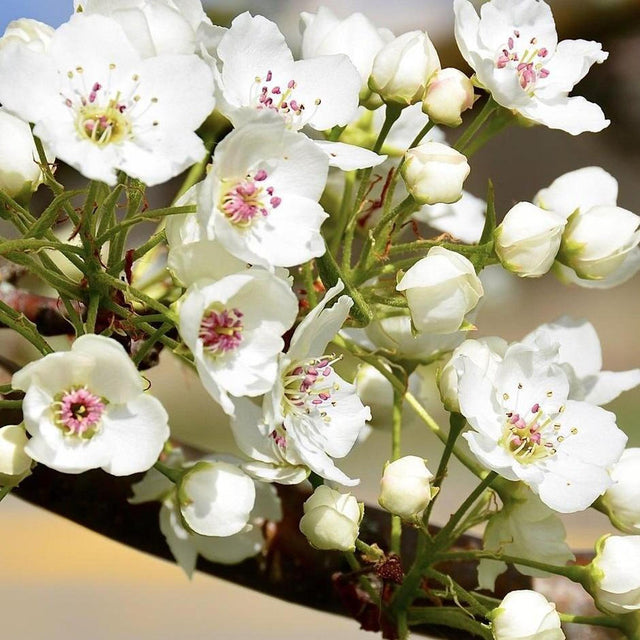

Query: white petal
[314,140,386,171]
[519,95,609,135]
[584,369,640,406]
[159,500,198,578]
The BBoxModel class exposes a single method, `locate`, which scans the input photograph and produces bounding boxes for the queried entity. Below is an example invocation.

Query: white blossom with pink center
[198,119,330,269]
[231,282,371,487]
[178,268,299,416]
[457,341,627,513]
[0,13,215,186]
[12,334,169,475]
[454,0,609,135]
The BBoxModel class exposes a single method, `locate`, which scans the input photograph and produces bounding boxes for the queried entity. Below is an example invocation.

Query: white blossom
[478,483,574,590]
[494,201,566,277]
[491,590,565,640]
[0,18,54,53]
[401,142,470,205]
[231,282,370,487]
[12,334,169,475]
[0,425,32,483]
[178,268,299,416]
[396,247,483,334]
[590,535,640,614]
[458,341,627,512]
[602,449,640,534]
[454,0,608,135]
[0,14,215,186]
[197,119,330,269]
[299,485,362,551]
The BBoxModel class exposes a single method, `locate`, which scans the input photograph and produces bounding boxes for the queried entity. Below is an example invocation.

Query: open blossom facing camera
[457,341,627,512]
[198,120,329,268]
[231,282,370,487]
[454,0,608,134]
[12,335,169,475]
[178,268,299,416]
[0,14,215,186]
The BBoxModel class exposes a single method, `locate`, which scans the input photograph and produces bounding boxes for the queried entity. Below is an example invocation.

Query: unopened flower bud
[0,425,31,484]
[601,449,640,533]
[379,456,436,521]
[299,485,363,551]
[422,68,475,127]
[401,142,470,205]
[396,246,483,334]
[495,202,566,277]
[0,108,47,198]
[0,18,54,53]
[558,205,640,280]
[589,535,640,614]
[369,31,440,106]
[491,590,565,640]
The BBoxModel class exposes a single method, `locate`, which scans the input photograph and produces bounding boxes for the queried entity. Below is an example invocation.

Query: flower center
[282,355,340,421]
[251,69,321,128]
[53,386,107,438]
[495,30,550,92]
[62,65,160,146]
[199,307,244,355]
[221,169,281,228]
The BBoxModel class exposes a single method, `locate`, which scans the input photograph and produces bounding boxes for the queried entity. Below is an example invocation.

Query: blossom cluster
[0,1,638,639]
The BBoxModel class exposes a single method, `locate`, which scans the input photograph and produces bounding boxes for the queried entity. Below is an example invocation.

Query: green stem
[132,323,172,367]
[407,607,492,639]
[301,262,318,309]
[423,412,466,526]
[559,613,625,631]
[84,292,100,334]
[0,484,13,503]
[390,386,404,555]
[453,97,498,152]
[108,230,165,277]
[0,399,23,409]
[426,568,489,617]
[355,539,385,560]
[329,171,355,257]
[0,299,54,354]
[153,461,182,484]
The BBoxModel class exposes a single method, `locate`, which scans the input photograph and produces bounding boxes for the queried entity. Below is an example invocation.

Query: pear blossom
[198,120,330,269]
[12,334,169,475]
[494,201,566,277]
[379,456,436,521]
[601,449,640,534]
[0,425,32,484]
[522,317,640,406]
[231,282,370,487]
[0,14,215,186]
[0,18,54,53]
[454,0,609,135]
[589,535,640,615]
[214,12,360,133]
[299,7,393,104]
[166,185,247,287]
[369,31,441,106]
[299,485,362,552]
[178,268,298,416]
[0,108,49,198]
[491,590,565,640]
[401,142,470,205]
[131,452,282,577]
[458,341,627,512]
[422,68,475,127]
[73,0,222,58]
[396,247,484,334]
[478,483,574,590]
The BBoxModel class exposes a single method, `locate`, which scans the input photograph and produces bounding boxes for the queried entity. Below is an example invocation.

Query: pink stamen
[199,307,244,354]
[56,387,106,436]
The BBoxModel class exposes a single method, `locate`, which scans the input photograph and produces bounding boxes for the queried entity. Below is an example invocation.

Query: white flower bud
[179,460,256,537]
[491,590,565,640]
[401,142,470,205]
[438,337,507,412]
[369,31,440,106]
[422,68,475,127]
[602,449,640,533]
[0,108,47,198]
[300,7,393,103]
[0,425,31,483]
[396,247,483,334]
[495,202,567,277]
[379,456,436,521]
[590,535,640,614]
[559,205,640,280]
[299,485,363,551]
[0,18,54,53]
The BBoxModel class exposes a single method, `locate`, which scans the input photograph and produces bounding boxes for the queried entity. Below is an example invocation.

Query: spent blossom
[454,0,609,134]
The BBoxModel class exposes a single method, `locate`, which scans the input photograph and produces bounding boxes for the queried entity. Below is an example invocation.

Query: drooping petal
[519,95,609,135]
[313,140,387,171]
